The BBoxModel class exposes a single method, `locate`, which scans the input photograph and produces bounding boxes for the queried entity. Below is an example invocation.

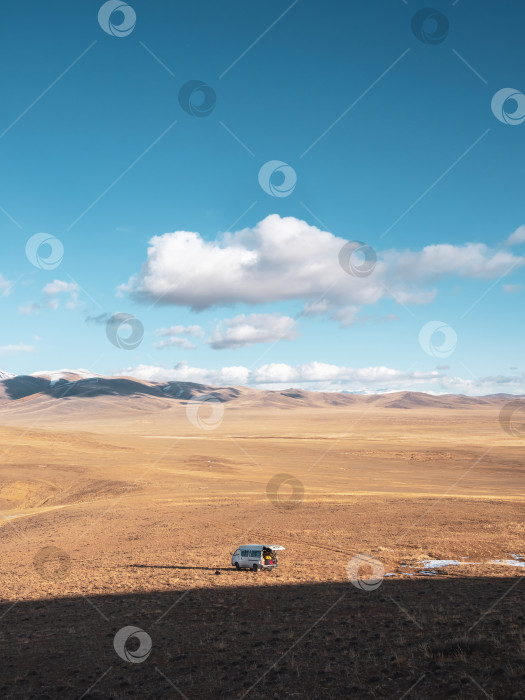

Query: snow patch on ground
[417,555,525,572]
[421,559,470,569]
[489,559,525,567]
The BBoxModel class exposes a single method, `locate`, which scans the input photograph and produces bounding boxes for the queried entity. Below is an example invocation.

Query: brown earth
[0,384,523,698]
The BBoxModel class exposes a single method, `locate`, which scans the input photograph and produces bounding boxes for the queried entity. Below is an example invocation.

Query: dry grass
[0,401,523,697]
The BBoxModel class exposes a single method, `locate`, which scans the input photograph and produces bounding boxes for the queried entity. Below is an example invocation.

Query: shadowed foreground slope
[1,578,523,699]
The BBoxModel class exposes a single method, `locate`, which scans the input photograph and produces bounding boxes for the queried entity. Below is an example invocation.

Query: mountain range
[0,369,519,415]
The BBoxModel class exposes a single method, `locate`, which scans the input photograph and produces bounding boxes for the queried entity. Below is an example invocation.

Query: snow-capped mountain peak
[29,369,102,382]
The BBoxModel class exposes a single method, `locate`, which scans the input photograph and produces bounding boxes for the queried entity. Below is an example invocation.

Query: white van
[231,544,285,573]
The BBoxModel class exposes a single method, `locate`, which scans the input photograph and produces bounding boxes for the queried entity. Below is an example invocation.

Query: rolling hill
[0,370,520,418]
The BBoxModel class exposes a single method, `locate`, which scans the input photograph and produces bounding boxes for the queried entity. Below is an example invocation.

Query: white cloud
[19,302,41,316]
[115,360,525,395]
[119,361,250,386]
[20,280,80,314]
[0,343,36,356]
[119,215,524,320]
[385,243,521,281]
[42,280,80,310]
[42,280,77,296]
[0,274,12,297]
[208,313,298,349]
[154,324,204,350]
[155,337,196,350]
[505,225,525,246]
[502,284,522,293]
[155,325,204,338]
[331,306,360,327]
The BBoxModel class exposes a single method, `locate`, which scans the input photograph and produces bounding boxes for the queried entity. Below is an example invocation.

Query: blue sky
[1,0,524,394]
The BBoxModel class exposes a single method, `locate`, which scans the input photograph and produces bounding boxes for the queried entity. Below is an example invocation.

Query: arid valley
[0,374,523,698]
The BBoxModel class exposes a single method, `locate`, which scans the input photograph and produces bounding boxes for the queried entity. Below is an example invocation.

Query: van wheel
[252,564,258,573]
[235,562,240,570]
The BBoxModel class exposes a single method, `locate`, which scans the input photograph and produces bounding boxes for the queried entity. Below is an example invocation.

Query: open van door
[232,544,283,572]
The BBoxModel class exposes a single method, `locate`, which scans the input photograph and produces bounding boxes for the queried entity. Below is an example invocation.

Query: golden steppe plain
[0,390,524,698]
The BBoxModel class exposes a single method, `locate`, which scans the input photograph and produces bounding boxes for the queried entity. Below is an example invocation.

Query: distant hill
[0,371,520,418]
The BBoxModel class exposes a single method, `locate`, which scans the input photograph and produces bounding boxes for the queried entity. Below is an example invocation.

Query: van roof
[238,544,285,550]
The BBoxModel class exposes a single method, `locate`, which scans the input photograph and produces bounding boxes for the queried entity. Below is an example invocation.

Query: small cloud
[85,313,112,325]
[502,284,522,293]
[332,306,360,327]
[42,279,80,310]
[42,279,78,296]
[505,225,525,246]
[302,299,332,316]
[436,364,450,370]
[155,337,196,350]
[155,325,204,338]
[0,343,36,356]
[20,283,79,314]
[116,226,130,232]
[106,312,140,329]
[86,313,144,338]
[19,302,41,316]
[154,324,204,350]
[207,313,298,350]
[0,274,12,297]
